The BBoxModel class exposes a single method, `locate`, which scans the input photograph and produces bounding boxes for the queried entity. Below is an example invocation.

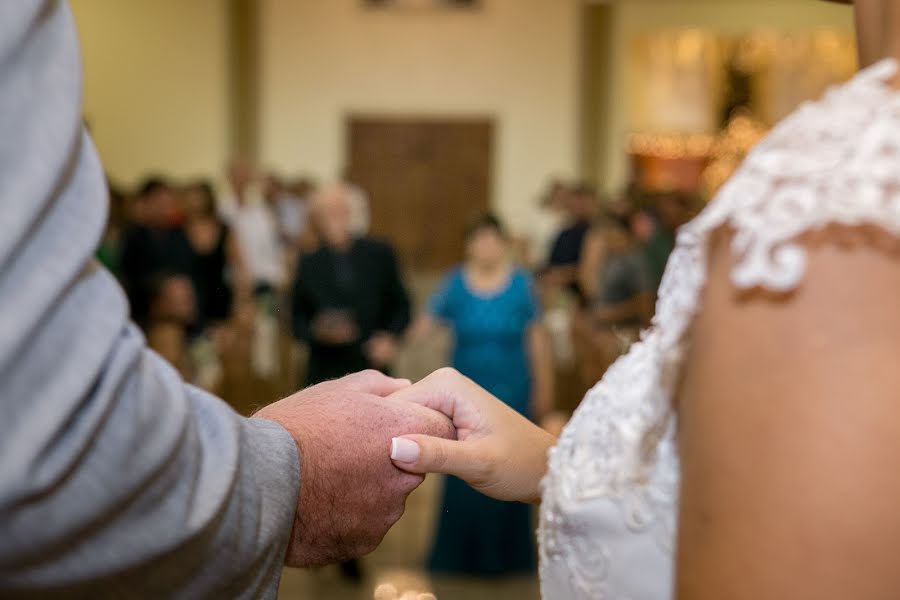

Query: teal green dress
[427,266,539,576]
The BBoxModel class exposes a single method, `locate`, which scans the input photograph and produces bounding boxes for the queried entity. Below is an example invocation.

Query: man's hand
[253,370,455,567]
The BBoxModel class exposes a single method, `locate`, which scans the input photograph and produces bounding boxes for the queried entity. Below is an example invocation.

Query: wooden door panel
[347,117,493,272]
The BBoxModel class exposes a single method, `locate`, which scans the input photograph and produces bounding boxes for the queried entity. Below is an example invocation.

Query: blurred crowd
[97,162,696,582]
[530,180,697,409]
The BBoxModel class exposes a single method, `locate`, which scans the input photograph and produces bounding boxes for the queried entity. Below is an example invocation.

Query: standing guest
[290,183,411,582]
[528,179,569,269]
[575,217,655,386]
[579,217,655,328]
[219,162,284,380]
[119,177,195,324]
[408,213,553,576]
[265,174,309,252]
[291,184,411,386]
[544,182,597,299]
[219,159,285,295]
[265,174,312,280]
[182,180,250,326]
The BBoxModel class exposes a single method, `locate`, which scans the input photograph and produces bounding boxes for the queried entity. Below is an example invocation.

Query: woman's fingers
[339,369,411,397]
[390,434,478,480]
[387,368,485,433]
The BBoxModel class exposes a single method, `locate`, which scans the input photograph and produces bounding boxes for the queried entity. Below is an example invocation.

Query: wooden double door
[346,116,493,272]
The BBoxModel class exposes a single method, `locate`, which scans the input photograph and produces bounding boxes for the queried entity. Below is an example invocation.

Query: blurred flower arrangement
[627,29,856,197]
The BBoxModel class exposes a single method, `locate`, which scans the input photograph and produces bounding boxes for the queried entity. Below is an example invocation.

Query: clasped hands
[253,368,555,567]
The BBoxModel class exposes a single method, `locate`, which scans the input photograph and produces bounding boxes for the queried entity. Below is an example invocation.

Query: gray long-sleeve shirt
[0,2,301,597]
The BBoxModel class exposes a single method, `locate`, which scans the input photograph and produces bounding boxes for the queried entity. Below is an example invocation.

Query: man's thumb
[390,435,472,477]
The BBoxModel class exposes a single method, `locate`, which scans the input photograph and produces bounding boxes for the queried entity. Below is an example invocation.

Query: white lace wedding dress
[538,59,900,599]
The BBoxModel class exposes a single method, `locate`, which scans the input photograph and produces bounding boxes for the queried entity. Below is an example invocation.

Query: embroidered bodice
[538,59,900,599]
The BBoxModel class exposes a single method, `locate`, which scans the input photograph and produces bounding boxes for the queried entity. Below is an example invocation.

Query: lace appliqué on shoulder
[540,58,900,599]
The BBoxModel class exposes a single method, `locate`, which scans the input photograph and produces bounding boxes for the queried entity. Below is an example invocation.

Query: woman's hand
[387,368,557,504]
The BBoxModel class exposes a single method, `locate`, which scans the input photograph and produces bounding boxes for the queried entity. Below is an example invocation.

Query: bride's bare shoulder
[675,224,900,599]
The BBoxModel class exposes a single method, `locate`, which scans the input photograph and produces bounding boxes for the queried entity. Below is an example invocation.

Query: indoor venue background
[71,0,856,598]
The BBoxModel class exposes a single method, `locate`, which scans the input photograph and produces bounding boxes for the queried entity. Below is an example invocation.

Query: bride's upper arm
[676,226,900,600]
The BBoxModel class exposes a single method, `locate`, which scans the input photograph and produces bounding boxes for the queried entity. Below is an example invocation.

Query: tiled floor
[276,475,541,600]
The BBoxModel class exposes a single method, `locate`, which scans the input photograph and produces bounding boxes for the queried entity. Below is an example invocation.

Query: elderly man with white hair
[292,184,410,387]
[290,184,411,580]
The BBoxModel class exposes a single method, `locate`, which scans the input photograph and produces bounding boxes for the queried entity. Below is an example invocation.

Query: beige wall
[71,0,854,205]
[258,0,581,233]
[72,0,229,187]
[596,0,855,193]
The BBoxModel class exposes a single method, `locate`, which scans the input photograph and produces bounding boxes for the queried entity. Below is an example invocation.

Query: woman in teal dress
[410,214,553,576]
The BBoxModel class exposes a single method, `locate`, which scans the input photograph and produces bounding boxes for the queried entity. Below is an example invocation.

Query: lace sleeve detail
[540,59,900,599]
[690,58,900,293]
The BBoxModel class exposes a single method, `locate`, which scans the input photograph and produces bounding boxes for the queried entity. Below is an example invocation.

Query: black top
[119,224,194,323]
[291,238,411,384]
[189,224,233,323]
[548,220,591,267]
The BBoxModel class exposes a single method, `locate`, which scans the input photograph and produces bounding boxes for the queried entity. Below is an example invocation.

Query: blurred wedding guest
[408,213,553,576]
[144,272,198,380]
[544,182,597,298]
[290,183,411,581]
[575,216,654,386]
[292,183,411,385]
[220,158,285,294]
[120,177,195,324]
[182,180,250,326]
[528,179,569,269]
[265,174,310,250]
[642,192,694,291]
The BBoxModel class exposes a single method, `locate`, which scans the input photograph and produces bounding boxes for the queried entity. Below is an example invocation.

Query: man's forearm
[0,3,300,596]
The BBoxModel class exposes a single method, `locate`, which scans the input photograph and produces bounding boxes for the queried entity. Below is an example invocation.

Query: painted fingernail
[390,437,420,463]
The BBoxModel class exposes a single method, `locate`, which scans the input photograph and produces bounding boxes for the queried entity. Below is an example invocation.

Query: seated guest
[528,179,569,270]
[642,192,695,291]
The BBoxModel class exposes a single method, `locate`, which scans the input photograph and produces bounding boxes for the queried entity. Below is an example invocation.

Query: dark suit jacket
[291,237,411,384]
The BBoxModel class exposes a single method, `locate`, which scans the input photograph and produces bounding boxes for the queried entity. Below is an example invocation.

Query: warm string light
[628,113,768,195]
[627,133,715,161]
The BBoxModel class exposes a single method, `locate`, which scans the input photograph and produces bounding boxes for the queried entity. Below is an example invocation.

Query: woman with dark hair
[182,180,250,325]
[574,215,655,387]
[409,213,553,576]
